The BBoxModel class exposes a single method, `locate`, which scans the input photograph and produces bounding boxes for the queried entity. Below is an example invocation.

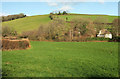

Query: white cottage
[97,29,112,39]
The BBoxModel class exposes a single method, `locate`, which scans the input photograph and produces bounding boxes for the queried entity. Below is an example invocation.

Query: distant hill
[2,15,50,33]
[2,14,118,34]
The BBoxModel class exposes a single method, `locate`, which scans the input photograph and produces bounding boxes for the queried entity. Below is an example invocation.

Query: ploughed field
[2,41,118,77]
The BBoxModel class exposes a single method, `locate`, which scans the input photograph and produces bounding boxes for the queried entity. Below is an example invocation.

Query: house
[97,29,112,39]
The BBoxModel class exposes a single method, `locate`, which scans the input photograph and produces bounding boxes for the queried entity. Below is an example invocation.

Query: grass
[54,14,118,22]
[2,41,118,77]
[2,14,118,33]
[2,15,51,33]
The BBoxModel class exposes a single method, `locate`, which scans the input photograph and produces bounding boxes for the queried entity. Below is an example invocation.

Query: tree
[2,16,5,21]
[86,21,96,37]
[49,15,53,20]
[111,18,120,37]
[36,25,46,41]
[71,18,90,35]
[50,12,53,15]
[2,26,17,37]
[94,17,108,33]
[47,18,66,40]
[66,17,68,21]
[58,11,61,15]
[63,11,67,15]
[19,13,25,18]
[2,13,26,22]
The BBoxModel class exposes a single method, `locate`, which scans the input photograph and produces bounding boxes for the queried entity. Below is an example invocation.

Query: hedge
[2,39,30,50]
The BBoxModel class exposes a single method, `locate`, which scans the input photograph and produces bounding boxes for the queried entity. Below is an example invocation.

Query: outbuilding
[97,29,112,39]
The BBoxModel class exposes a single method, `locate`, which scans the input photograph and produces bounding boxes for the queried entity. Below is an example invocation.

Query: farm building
[97,29,112,39]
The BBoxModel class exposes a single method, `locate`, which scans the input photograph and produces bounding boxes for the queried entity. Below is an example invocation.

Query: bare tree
[2,26,17,37]
[93,17,108,33]
[112,18,120,37]
[71,17,90,35]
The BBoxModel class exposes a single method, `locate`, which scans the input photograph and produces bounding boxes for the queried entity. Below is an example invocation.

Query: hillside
[2,14,118,34]
[2,15,51,33]
[58,14,117,22]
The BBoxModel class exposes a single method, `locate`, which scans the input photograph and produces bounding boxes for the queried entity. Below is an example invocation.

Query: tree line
[1,13,26,22]
[49,11,68,20]
[2,17,119,42]
[50,11,68,15]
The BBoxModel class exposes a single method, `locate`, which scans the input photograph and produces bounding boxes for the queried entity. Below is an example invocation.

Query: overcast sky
[1,1,119,16]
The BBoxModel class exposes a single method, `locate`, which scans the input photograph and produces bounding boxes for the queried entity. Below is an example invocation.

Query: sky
[1,1,119,16]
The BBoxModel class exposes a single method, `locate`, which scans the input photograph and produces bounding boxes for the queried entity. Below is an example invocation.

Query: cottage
[97,29,112,39]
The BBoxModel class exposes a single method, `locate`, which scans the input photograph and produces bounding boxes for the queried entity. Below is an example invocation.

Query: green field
[2,14,118,33]
[2,41,118,77]
[2,15,51,33]
[55,14,117,22]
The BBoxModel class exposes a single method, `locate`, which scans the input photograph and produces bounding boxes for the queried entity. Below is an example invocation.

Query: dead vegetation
[2,38,30,51]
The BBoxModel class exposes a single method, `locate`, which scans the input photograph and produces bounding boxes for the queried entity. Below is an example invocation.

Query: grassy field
[55,14,117,22]
[2,41,118,77]
[2,15,51,33]
[2,14,118,33]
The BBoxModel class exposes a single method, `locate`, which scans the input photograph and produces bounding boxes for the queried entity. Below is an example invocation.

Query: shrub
[21,30,38,40]
[86,37,109,41]
[109,36,120,42]
[49,15,53,20]
[2,26,17,37]
[21,25,47,41]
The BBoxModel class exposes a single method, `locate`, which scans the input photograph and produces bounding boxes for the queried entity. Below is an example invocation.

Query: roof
[100,29,111,35]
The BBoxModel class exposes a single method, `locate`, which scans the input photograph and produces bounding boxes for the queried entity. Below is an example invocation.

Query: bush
[21,25,47,41]
[49,15,53,20]
[2,26,17,37]
[109,36,120,42]
[86,37,110,41]
[21,30,39,40]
